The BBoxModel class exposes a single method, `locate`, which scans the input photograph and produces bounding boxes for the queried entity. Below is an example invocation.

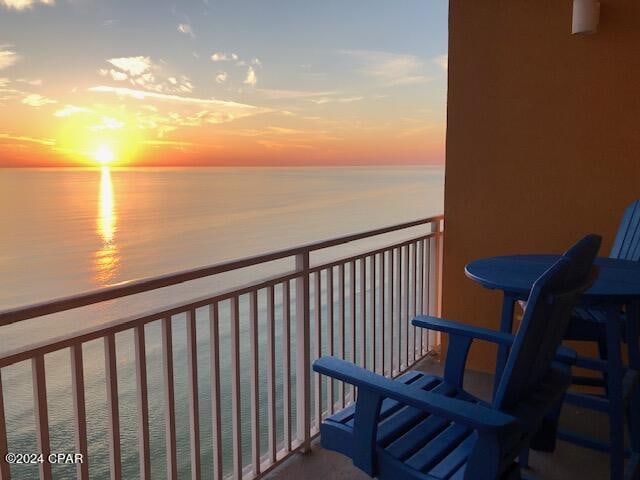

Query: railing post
[428,219,444,352]
[295,252,311,453]
[436,218,444,317]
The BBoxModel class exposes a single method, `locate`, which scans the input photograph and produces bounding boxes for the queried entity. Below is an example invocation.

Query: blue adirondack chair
[565,199,640,376]
[313,235,600,480]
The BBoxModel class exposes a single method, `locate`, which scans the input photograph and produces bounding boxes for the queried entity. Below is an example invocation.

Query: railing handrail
[0,215,443,326]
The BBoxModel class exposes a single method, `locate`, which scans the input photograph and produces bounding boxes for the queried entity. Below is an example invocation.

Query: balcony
[0,216,445,480]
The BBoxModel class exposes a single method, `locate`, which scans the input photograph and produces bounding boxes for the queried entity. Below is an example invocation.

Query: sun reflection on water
[95,166,119,285]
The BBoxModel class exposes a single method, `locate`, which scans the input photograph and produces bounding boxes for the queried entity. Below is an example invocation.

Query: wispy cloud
[0,0,54,11]
[53,105,89,117]
[0,49,19,70]
[256,88,337,100]
[89,85,255,107]
[243,66,257,87]
[88,86,270,125]
[107,56,151,76]
[100,56,193,94]
[0,132,55,146]
[21,93,56,107]
[211,52,238,62]
[341,49,431,86]
[177,23,195,38]
[311,95,365,105]
[215,72,228,84]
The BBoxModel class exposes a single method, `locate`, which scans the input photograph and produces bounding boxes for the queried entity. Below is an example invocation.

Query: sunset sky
[0,0,447,167]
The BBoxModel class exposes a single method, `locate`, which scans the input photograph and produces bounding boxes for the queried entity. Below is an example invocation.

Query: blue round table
[465,255,640,480]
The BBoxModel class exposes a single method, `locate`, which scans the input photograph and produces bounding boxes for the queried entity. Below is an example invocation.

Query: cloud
[90,116,125,130]
[101,57,193,94]
[311,95,364,105]
[107,56,151,76]
[0,77,23,101]
[89,85,267,112]
[243,66,257,87]
[54,105,89,117]
[340,49,431,86]
[0,49,19,70]
[0,132,55,146]
[0,0,53,10]
[211,52,238,62]
[21,93,56,107]
[17,77,42,85]
[215,72,228,84]
[177,23,195,38]
[434,54,448,72]
[257,88,338,100]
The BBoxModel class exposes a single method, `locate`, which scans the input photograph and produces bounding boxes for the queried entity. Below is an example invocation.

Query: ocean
[0,166,444,479]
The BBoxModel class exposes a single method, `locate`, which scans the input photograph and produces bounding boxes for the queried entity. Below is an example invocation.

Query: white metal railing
[0,215,444,480]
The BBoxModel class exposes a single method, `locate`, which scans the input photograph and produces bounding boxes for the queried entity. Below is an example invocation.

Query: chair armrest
[412,315,514,346]
[313,356,516,433]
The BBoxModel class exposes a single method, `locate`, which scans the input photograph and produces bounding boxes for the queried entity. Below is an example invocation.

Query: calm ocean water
[0,166,444,479]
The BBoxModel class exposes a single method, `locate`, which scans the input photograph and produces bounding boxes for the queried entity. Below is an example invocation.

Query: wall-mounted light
[572,0,600,34]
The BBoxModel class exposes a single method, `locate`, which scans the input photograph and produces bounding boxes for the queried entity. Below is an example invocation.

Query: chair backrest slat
[493,235,601,410]
[610,200,640,262]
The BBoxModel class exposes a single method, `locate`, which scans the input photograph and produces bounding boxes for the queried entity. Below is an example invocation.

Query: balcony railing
[0,215,444,480]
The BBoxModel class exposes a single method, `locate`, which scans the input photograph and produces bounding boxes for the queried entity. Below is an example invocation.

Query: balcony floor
[266,358,612,480]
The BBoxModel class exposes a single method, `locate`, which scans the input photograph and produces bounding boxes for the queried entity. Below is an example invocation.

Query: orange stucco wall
[443,0,640,372]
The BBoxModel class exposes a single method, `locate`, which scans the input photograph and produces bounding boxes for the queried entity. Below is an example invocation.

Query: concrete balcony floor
[266,358,612,480]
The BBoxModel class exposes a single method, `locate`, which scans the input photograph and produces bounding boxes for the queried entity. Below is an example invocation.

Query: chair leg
[627,374,640,454]
[597,336,610,396]
[606,313,625,480]
[530,401,561,453]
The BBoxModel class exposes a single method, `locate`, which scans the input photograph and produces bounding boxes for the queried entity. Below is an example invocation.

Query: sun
[94,145,115,165]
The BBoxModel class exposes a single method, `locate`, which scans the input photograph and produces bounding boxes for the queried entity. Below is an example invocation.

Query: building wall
[444,0,640,372]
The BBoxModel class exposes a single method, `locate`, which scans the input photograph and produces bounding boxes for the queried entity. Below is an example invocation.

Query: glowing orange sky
[0,0,447,167]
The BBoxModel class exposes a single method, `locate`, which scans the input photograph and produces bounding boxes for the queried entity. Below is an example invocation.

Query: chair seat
[320,370,490,480]
[565,306,626,342]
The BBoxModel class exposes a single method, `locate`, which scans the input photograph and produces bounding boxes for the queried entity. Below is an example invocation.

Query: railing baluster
[104,335,121,480]
[162,317,178,480]
[423,238,431,352]
[435,220,444,317]
[71,344,90,480]
[412,241,418,365]
[395,248,402,374]
[338,264,345,407]
[380,251,386,376]
[418,240,424,355]
[359,258,366,369]
[314,271,322,428]
[32,354,52,480]
[350,260,356,370]
[295,253,311,452]
[133,326,150,480]
[282,282,291,451]
[249,292,260,475]
[367,256,374,372]
[429,235,439,350]
[230,296,242,479]
[186,309,201,480]
[209,304,223,480]
[0,371,9,480]
[266,287,277,464]
[326,268,335,414]
[389,249,395,376]
[404,244,410,370]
